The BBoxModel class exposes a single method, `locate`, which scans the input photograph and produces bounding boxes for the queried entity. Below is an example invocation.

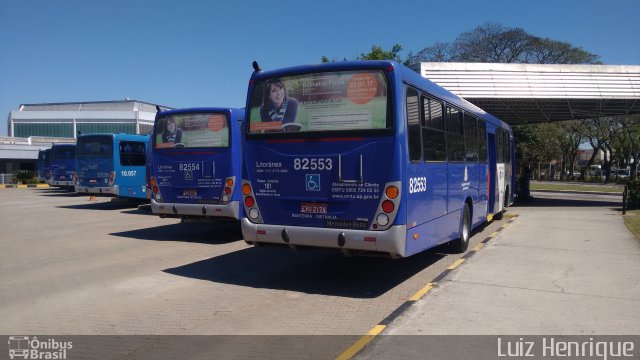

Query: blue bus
[150,108,245,221]
[49,144,77,188]
[74,133,149,199]
[37,148,52,183]
[241,61,514,258]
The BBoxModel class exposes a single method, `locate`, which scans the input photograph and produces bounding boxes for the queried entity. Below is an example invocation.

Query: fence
[0,174,15,184]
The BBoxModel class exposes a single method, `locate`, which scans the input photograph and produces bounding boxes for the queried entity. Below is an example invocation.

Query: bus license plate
[300,203,327,214]
[89,179,97,183]
[183,189,197,197]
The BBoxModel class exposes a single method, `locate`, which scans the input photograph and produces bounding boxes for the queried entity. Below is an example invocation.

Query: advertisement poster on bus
[248,70,389,133]
[155,113,229,149]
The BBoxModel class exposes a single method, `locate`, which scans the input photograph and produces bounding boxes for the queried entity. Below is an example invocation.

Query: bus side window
[120,141,146,166]
[446,107,465,162]
[464,113,479,162]
[406,87,422,162]
[422,96,446,161]
[478,119,488,163]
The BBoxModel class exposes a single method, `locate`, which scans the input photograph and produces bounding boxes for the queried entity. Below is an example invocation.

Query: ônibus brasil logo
[8,336,73,360]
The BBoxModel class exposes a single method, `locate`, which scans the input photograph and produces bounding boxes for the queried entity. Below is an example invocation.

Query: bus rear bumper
[241,218,407,258]
[151,200,240,220]
[50,180,75,187]
[74,185,118,195]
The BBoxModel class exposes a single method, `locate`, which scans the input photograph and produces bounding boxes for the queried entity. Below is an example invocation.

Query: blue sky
[1,0,639,136]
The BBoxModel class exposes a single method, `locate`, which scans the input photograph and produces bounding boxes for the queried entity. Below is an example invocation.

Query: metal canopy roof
[411,62,640,125]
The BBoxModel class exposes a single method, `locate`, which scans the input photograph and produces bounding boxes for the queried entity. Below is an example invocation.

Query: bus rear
[49,144,76,188]
[150,108,244,221]
[242,62,406,256]
[75,134,117,195]
[75,134,149,199]
[37,148,51,182]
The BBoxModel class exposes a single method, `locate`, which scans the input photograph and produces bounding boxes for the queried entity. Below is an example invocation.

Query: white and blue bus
[74,133,149,199]
[150,108,245,221]
[241,61,513,258]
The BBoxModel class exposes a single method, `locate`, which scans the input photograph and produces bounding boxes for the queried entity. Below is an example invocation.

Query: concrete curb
[0,184,50,189]
[532,189,622,196]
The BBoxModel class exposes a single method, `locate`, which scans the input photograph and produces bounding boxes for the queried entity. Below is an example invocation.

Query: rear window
[77,137,113,157]
[248,70,390,134]
[52,146,76,160]
[155,113,229,149]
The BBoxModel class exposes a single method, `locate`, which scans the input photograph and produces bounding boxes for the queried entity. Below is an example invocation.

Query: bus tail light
[381,200,394,213]
[244,196,255,207]
[220,176,236,205]
[108,172,116,186]
[241,180,263,224]
[371,181,401,231]
[150,177,159,194]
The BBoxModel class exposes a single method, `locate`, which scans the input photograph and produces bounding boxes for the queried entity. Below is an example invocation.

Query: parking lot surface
[1,188,507,336]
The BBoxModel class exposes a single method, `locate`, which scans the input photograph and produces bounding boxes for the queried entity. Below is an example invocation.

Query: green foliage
[626,180,640,210]
[358,44,404,62]
[13,170,38,184]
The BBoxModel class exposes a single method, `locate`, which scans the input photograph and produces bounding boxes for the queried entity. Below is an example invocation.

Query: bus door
[487,132,497,214]
[446,107,465,216]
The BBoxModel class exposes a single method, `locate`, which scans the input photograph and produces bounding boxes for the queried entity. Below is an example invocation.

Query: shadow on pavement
[163,244,447,298]
[110,222,242,244]
[57,198,145,210]
[37,188,84,197]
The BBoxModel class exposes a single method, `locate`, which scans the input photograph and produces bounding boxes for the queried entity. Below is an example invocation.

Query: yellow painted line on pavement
[36,184,50,188]
[447,258,465,270]
[489,231,499,238]
[16,184,28,188]
[501,223,509,228]
[409,283,434,301]
[0,185,5,189]
[472,243,484,252]
[336,325,387,360]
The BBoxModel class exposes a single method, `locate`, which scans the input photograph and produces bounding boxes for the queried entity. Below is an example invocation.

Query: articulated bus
[241,61,514,258]
[150,108,245,221]
[37,148,51,183]
[49,144,77,188]
[74,133,149,199]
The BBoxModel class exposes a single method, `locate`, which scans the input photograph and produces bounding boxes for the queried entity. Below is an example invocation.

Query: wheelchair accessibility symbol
[306,174,321,191]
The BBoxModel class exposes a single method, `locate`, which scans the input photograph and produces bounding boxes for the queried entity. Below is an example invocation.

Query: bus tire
[452,203,471,253]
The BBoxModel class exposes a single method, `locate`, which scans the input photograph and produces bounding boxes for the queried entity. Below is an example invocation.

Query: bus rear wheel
[451,203,471,253]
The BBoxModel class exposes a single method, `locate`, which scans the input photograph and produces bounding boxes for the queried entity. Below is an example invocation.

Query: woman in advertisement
[161,118,183,145]
[260,79,301,132]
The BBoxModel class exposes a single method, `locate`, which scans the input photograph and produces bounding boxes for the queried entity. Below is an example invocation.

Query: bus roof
[156,107,245,119]
[77,133,150,142]
[250,60,510,131]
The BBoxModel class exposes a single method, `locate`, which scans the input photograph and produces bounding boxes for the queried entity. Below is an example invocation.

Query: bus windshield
[155,113,229,149]
[248,70,390,134]
[77,136,113,157]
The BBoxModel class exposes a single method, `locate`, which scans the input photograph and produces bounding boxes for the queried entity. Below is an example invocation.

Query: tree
[358,44,404,62]
[321,44,406,64]
[408,22,600,65]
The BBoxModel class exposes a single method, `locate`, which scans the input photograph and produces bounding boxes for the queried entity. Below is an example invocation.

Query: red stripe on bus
[266,137,365,144]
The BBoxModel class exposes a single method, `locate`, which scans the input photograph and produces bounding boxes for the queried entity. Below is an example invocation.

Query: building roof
[412,62,640,125]
[17,99,172,113]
